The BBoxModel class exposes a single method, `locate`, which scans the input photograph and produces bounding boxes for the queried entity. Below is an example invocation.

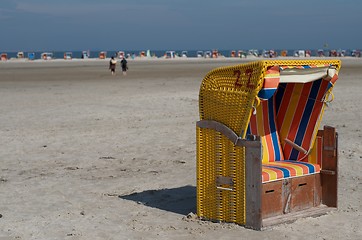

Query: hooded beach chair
[196,60,340,230]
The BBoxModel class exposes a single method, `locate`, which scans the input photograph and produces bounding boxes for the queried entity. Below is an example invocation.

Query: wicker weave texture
[199,61,266,135]
[197,127,246,223]
[197,61,267,224]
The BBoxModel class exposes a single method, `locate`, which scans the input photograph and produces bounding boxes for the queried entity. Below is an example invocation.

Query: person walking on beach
[109,56,117,75]
[121,57,128,76]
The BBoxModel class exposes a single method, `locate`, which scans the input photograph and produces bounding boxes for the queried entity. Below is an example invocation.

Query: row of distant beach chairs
[1,49,361,61]
[0,51,91,61]
[0,51,153,60]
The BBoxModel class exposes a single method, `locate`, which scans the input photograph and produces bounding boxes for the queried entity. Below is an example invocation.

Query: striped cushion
[262,160,320,183]
[247,66,283,163]
[250,64,334,183]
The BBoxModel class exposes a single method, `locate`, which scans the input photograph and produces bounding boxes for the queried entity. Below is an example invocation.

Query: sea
[1,49,360,60]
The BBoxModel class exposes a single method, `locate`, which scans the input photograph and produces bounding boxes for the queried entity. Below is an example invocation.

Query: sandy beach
[0,58,361,240]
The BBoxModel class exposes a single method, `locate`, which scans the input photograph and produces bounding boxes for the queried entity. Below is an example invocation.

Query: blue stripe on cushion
[275,83,286,115]
[327,82,333,91]
[268,97,282,161]
[258,88,277,100]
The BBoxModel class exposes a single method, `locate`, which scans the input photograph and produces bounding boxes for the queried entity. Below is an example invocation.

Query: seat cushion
[262,160,320,183]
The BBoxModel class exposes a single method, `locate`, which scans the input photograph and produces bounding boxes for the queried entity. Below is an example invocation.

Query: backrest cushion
[275,72,338,161]
[247,66,284,163]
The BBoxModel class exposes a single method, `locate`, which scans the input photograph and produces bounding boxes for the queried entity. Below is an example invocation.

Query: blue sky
[0,0,361,51]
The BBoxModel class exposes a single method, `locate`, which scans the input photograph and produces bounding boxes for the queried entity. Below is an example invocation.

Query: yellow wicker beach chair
[196,60,341,230]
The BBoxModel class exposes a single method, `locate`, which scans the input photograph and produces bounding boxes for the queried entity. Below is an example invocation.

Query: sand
[0,58,361,240]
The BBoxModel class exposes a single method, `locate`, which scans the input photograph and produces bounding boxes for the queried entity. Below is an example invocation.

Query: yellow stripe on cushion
[279,84,303,148]
[255,103,270,164]
[262,168,280,182]
[308,135,322,165]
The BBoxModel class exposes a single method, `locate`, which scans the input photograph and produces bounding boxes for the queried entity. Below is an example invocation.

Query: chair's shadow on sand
[119,185,196,215]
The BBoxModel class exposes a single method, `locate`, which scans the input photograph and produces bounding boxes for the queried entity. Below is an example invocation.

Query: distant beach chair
[238,50,247,58]
[99,51,107,59]
[280,50,288,57]
[197,51,204,58]
[28,52,35,61]
[64,52,72,60]
[230,50,236,57]
[17,52,24,59]
[1,53,8,61]
[181,51,188,58]
[118,51,125,59]
[82,51,90,59]
[196,60,341,230]
[41,52,53,60]
[212,49,219,58]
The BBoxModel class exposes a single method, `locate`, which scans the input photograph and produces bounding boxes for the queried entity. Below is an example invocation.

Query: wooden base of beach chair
[248,174,336,231]
[246,126,338,230]
[261,174,322,219]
